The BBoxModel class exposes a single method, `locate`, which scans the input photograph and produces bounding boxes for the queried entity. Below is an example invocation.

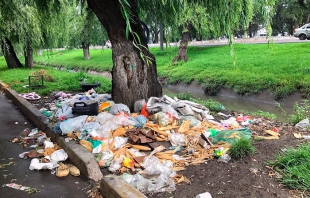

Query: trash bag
[295,118,310,128]
[168,133,186,146]
[59,115,88,135]
[109,104,130,115]
[210,128,251,144]
[178,116,201,127]
[134,99,146,113]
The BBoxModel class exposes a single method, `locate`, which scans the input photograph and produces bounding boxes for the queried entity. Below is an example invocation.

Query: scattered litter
[3,183,39,194]
[293,133,302,139]
[196,191,212,198]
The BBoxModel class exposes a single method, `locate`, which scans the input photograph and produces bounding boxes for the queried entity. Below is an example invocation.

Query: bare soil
[30,93,309,198]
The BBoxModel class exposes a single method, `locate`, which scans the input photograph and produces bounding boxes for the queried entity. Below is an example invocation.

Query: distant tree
[272,0,310,35]
[67,2,108,60]
[0,0,69,68]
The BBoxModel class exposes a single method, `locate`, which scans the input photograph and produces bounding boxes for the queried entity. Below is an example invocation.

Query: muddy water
[88,71,302,122]
[164,82,305,122]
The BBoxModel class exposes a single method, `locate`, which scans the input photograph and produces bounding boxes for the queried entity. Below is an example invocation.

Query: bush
[228,138,256,159]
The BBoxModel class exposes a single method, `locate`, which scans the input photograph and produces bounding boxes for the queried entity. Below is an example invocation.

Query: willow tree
[173,1,258,63]
[86,0,163,110]
[0,0,69,68]
[67,3,107,60]
[34,0,275,109]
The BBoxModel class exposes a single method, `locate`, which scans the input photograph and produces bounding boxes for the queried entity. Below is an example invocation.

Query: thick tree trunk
[173,24,191,64]
[24,44,34,68]
[86,0,162,110]
[82,42,90,60]
[0,38,23,68]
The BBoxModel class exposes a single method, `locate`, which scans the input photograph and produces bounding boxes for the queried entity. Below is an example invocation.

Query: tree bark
[0,37,23,68]
[82,42,90,60]
[86,0,162,110]
[173,24,191,64]
[24,44,34,68]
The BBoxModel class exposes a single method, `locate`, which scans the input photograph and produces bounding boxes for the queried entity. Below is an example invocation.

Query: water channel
[88,71,304,123]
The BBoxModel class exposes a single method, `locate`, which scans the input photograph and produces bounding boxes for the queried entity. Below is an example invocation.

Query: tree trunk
[159,22,164,50]
[86,0,162,110]
[0,37,23,68]
[24,44,34,68]
[82,42,90,60]
[82,10,91,60]
[248,23,253,38]
[173,24,191,64]
[153,24,159,43]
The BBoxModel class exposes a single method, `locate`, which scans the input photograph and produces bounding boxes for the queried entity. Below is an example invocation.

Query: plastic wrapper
[109,104,130,115]
[55,103,74,119]
[124,173,152,193]
[96,150,114,167]
[50,149,68,163]
[295,118,310,128]
[134,99,146,113]
[168,133,186,146]
[218,154,231,163]
[59,115,88,135]
[108,155,125,172]
[141,155,176,192]
[113,137,128,150]
[210,128,251,144]
[29,158,56,170]
[153,112,168,127]
[178,116,201,128]
[134,115,147,128]
[79,122,100,132]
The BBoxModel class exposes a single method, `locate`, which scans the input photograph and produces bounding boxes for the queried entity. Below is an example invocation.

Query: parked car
[293,24,310,40]
[105,40,112,48]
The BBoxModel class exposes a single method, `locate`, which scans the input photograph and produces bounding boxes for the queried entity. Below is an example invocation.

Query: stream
[88,71,302,122]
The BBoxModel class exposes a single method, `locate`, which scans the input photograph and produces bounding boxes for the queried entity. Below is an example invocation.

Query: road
[0,93,91,198]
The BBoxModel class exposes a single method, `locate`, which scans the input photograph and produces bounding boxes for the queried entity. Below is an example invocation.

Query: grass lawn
[0,56,111,96]
[33,42,310,99]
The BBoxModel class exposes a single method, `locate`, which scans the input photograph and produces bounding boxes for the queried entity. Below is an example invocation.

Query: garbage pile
[13,128,80,178]
[40,90,258,193]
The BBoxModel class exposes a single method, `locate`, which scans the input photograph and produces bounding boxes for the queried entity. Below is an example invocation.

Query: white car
[293,24,310,40]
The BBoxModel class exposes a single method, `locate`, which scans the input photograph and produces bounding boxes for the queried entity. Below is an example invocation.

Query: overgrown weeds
[228,138,256,159]
[267,143,310,192]
[276,100,310,125]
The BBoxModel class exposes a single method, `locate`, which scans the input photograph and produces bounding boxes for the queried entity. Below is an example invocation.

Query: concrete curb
[0,81,147,197]
[0,81,103,182]
[101,175,147,198]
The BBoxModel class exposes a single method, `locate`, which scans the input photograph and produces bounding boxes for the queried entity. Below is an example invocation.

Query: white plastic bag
[55,103,74,118]
[50,149,68,163]
[168,133,186,146]
[59,115,88,135]
[295,118,310,128]
[29,158,56,170]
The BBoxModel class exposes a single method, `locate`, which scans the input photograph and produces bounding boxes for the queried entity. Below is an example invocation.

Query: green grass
[267,143,310,192]
[0,56,111,96]
[32,43,310,99]
[228,138,256,159]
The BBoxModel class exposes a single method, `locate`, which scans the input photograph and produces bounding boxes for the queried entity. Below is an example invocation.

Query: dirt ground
[29,92,309,198]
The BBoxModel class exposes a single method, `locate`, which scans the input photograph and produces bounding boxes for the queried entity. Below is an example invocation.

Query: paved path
[0,93,91,198]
